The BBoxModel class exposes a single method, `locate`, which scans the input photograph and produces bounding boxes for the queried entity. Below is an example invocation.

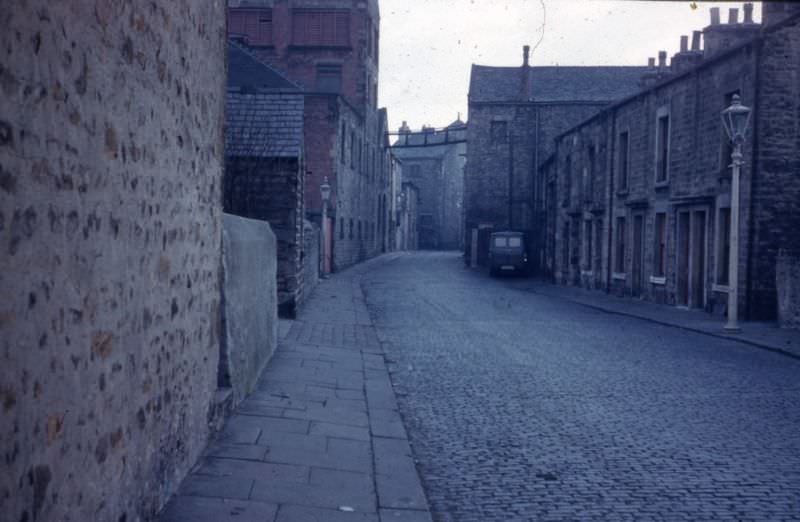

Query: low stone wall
[776,251,800,329]
[221,214,278,406]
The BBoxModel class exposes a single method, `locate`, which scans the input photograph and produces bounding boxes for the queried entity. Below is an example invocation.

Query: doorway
[632,215,644,297]
[676,208,708,308]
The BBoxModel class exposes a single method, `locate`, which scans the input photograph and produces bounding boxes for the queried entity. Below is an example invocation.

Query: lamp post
[320,176,331,275]
[720,94,751,332]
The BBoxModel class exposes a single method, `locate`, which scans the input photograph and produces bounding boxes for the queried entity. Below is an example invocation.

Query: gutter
[746,37,763,320]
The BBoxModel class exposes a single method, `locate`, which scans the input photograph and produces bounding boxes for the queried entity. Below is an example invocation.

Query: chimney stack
[691,30,701,51]
[728,8,739,24]
[399,121,410,134]
[648,57,655,69]
[743,3,754,24]
[710,7,720,25]
[658,50,667,69]
[523,45,530,67]
[680,35,688,53]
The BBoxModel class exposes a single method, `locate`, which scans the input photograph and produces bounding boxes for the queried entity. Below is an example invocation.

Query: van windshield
[508,237,522,247]
[493,237,507,247]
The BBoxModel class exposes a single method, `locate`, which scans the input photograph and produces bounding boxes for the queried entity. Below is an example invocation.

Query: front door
[676,208,708,309]
[632,215,644,297]
[691,210,707,309]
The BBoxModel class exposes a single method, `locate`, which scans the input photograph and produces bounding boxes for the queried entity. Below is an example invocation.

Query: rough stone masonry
[0,2,227,521]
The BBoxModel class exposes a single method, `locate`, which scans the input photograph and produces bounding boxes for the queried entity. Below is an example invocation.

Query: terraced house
[545,3,800,323]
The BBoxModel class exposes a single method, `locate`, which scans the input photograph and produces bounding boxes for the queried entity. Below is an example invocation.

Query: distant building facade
[465,47,647,268]
[392,120,466,250]
[545,3,800,322]
[227,0,391,271]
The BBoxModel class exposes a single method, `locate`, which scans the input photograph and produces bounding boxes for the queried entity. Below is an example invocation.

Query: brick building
[224,42,307,317]
[545,3,800,322]
[392,119,466,250]
[465,48,647,268]
[227,0,391,271]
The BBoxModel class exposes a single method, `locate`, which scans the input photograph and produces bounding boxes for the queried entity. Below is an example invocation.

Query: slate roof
[227,40,301,92]
[469,65,648,103]
[226,41,303,158]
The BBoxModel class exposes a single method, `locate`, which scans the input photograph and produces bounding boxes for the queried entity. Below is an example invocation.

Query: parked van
[488,231,528,276]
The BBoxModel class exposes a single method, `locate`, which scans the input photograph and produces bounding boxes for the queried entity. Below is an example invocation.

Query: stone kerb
[221,214,279,405]
[777,250,800,329]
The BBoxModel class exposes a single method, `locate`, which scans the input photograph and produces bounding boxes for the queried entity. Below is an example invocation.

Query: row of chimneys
[709,3,756,26]
[640,3,759,86]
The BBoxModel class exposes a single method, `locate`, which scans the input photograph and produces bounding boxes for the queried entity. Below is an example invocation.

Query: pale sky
[378,0,762,132]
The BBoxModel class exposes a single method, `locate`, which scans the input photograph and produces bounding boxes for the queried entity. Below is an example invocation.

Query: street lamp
[320,176,331,275]
[720,94,751,332]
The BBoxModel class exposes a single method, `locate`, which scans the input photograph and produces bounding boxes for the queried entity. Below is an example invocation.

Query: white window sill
[581,270,594,277]
[712,284,730,293]
[612,272,626,281]
[649,276,666,285]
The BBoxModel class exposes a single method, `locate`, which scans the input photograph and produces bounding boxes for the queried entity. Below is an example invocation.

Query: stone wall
[220,215,278,406]
[776,251,800,329]
[0,2,226,521]
[750,13,800,319]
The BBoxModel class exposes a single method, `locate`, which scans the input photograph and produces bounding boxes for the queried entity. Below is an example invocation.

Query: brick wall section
[547,10,800,322]
[0,2,226,521]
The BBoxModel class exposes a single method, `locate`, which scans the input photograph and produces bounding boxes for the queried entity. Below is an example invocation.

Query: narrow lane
[362,252,800,522]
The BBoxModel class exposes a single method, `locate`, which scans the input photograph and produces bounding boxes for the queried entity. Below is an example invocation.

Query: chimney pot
[523,45,530,66]
[658,50,667,68]
[710,6,720,25]
[680,35,688,53]
[743,3,754,24]
[728,8,739,24]
[648,57,656,68]
[691,30,702,51]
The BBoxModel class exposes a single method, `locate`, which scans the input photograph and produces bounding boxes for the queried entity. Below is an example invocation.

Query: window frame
[654,106,671,185]
[618,129,630,192]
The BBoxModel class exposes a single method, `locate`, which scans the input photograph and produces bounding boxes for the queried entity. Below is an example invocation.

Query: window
[653,212,666,277]
[339,218,344,239]
[340,123,346,162]
[349,218,354,239]
[618,131,629,191]
[229,9,273,46]
[508,237,522,248]
[493,237,507,248]
[292,9,350,47]
[615,217,626,273]
[491,121,508,145]
[655,110,670,183]
[563,154,572,207]
[716,208,731,285]
[358,220,362,240]
[350,132,355,167]
[584,220,593,271]
[585,146,595,201]
[316,64,342,93]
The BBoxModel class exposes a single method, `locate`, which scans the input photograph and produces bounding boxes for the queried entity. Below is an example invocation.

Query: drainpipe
[607,109,617,294]
[746,38,762,320]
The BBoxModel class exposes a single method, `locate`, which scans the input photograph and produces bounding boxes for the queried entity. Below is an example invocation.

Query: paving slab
[157,257,431,522]
[159,496,278,522]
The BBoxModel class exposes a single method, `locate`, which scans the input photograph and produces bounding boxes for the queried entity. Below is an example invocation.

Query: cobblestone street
[362,252,800,522]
